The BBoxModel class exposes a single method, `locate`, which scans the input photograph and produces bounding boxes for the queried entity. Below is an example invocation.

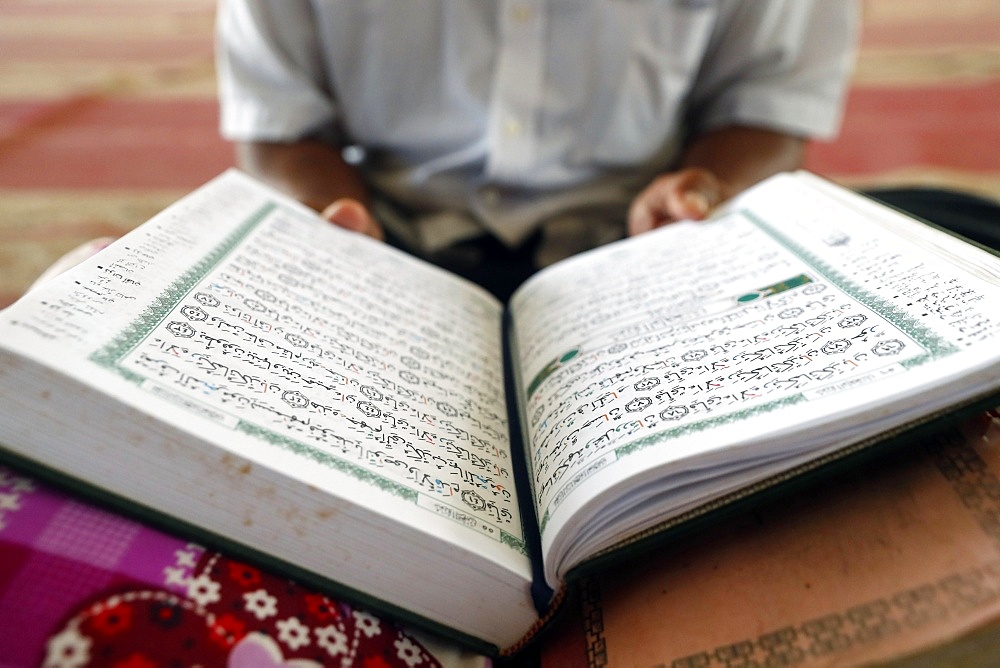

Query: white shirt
[217,0,858,261]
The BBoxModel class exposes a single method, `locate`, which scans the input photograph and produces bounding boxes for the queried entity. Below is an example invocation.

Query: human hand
[627,167,731,236]
[321,198,385,241]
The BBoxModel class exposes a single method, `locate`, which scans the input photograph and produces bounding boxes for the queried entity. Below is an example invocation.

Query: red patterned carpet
[1,0,999,308]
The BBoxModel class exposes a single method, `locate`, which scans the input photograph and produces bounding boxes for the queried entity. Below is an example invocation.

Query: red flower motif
[226,561,262,588]
[304,593,340,622]
[91,601,133,636]
[209,613,247,649]
[113,653,157,668]
[149,601,183,629]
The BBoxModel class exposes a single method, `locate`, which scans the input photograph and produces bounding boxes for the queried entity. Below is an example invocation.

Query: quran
[1,170,999,655]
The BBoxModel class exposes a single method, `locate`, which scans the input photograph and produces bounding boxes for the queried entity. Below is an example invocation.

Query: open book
[1,170,999,655]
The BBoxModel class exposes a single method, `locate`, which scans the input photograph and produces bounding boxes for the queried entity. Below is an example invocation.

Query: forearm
[678,125,807,198]
[235,140,370,213]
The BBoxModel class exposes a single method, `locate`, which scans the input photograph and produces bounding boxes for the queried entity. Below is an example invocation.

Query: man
[216,1,858,300]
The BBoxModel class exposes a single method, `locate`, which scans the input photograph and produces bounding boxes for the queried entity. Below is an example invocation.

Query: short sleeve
[215,0,338,142]
[688,0,859,140]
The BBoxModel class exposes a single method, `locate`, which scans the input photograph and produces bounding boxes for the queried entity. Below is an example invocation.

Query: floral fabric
[0,467,488,668]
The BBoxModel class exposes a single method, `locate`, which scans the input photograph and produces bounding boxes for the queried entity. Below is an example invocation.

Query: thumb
[321,198,384,241]
[677,188,714,220]
[672,168,725,221]
[628,168,724,236]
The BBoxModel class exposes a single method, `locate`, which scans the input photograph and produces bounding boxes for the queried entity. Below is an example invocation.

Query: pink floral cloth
[0,466,486,667]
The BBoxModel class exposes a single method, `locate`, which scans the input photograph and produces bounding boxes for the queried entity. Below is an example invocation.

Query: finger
[628,169,720,236]
[628,175,685,235]
[321,198,385,241]
[627,194,660,236]
[669,169,722,221]
[678,189,712,219]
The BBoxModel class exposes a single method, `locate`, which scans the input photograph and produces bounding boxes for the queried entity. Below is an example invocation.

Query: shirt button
[502,117,524,138]
[511,3,535,23]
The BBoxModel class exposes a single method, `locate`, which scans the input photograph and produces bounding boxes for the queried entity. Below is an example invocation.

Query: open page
[0,170,535,646]
[509,172,1000,588]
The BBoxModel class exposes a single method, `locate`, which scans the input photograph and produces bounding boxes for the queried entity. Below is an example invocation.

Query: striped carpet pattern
[2,0,999,308]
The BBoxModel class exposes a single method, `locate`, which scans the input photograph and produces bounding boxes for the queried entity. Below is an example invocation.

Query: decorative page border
[235,422,417,500]
[615,210,958,457]
[86,202,527,556]
[90,203,276,372]
[744,210,957,360]
[617,209,961,458]
[539,210,962,532]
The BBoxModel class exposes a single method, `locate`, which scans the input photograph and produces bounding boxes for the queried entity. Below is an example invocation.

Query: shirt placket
[485,0,545,183]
